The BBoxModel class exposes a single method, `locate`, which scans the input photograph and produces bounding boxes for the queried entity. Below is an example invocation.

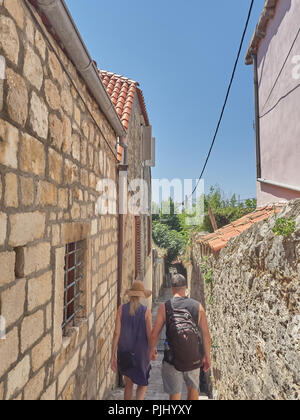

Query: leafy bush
[273,218,296,237]
[199,186,257,233]
[200,206,256,232]
[152,222,185,265]
[152,187,257,264]
[199,258,213,284]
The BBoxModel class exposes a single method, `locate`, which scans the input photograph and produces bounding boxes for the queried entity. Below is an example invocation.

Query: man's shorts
[162,361,200,395]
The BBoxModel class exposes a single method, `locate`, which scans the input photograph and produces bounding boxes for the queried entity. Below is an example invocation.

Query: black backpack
[165,299,204,372]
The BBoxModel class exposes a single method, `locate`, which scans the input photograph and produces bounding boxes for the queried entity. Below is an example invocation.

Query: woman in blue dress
[111,281,157,400]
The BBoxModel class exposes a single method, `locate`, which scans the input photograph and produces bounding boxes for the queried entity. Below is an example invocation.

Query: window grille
[62,241,84,335]
[135,216,141,279]
[148,216,152,256]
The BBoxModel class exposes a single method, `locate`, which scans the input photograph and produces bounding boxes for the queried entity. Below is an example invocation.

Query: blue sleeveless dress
[118,303,151,386]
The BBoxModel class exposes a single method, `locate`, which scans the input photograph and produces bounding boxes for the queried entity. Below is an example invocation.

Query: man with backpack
[149,274,211,400]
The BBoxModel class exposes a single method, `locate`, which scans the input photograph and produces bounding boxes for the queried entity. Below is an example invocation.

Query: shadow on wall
[259,181,300,202]
[190,260,206,310]
[258,0,292,69]
[258,0,292,93]
[259,82,300,117]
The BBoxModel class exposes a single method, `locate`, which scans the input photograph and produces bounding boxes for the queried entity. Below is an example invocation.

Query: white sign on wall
[0,315,6,340]
[292,55,300,80]
[0,55,6,80]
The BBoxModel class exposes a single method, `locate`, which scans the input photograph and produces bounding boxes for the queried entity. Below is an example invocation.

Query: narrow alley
[0,0,299,403]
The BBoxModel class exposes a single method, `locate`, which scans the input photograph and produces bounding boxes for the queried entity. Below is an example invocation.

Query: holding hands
[111,355,118,373]
[150,348,158,361]
[202,356,210,373]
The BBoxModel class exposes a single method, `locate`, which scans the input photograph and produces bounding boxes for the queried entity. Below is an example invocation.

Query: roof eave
[136,88,150,127]
[245,0,279,65]
[99,70,151,131]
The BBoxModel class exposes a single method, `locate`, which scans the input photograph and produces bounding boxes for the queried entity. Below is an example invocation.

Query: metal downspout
[117,214,124,309]
[117,164,128,388]
[117,164,128,318]
[117,212,124,388]
[252,53,262,179]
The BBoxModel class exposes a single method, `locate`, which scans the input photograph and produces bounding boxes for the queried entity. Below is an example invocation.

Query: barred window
[62,241,85,335]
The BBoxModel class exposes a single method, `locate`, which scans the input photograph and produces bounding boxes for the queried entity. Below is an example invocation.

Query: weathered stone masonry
[190,200,300,400]
[0,0,119,400]
[121,91,152,302]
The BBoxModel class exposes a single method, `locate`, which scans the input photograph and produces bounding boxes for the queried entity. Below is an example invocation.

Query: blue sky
[66,0,265,201]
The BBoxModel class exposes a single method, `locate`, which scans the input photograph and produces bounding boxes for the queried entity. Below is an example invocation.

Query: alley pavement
[106,288,209,401]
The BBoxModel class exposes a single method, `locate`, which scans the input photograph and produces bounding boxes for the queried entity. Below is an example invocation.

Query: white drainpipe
[36,0,126,139]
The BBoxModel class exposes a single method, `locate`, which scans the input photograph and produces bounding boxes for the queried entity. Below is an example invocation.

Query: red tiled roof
[198,205,284,254]
[99,70,150,131]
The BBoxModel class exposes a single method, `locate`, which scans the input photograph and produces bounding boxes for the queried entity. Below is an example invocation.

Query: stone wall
[190,199,300,400]
[0,0,119,400]
[189,253,206,309]
[121,212,135,296]
[121,91,152,306]
[152,248,166,302]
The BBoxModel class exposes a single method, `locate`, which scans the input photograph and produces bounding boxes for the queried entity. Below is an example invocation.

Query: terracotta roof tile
[199,205,284,254]
[232,218,252,227]
[216,229,240,242]
[200,232,218,241]
[250,213,274,223]
[99,69,150,132]
[102,76,110,87]
[235,222,254,233]
[123,121,129,131]
[115,97,123,105]
[209,239,227,253]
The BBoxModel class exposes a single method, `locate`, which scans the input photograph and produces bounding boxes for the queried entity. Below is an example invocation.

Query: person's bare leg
[136,385,147,400]
[170,393,181,400]
[124,376,134,400]
[187,386,199,400]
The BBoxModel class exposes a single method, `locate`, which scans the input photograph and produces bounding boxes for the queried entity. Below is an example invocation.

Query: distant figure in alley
[150,274,211,400]
[110,281,157,400]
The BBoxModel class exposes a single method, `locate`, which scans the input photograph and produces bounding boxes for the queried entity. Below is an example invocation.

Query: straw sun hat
[125,281,152,299]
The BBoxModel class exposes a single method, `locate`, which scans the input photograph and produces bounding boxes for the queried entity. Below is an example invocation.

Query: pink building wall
[256,0,300,207]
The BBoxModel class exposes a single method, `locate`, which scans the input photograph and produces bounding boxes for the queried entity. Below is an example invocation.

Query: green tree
[200,185,257,232]
[152,222,185,266]
[152,186,257,263]
[159,198,181,232]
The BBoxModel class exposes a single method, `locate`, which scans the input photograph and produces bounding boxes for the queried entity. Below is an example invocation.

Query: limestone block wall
[122,92,152,295]
[190,200,300,400]
[152,249,166,302]
[0,0,119,400]
[121,212,135,296]
[189,253,206,309]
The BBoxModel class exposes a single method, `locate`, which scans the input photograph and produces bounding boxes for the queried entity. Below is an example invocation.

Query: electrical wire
[260,25,300,116]
[184,0,255,205]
